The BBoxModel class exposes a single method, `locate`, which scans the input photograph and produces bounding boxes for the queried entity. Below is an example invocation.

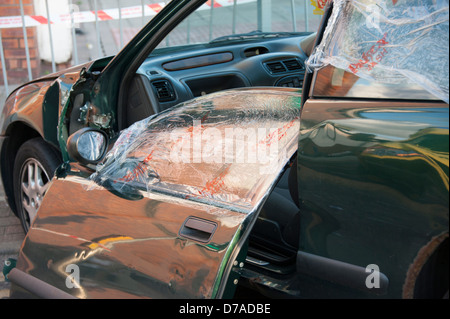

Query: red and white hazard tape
[0,0,256,29]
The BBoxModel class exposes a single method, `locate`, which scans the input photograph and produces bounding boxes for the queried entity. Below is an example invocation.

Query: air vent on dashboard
[265,61,287,74]
[283,59,302,71]
[151,80,175,102]
[264,58,303,75]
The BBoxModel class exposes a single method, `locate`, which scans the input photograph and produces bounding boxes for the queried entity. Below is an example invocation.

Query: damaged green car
[0,0,448,299]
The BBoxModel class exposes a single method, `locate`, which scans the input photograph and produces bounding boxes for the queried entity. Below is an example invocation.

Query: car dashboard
[131,33,313,121]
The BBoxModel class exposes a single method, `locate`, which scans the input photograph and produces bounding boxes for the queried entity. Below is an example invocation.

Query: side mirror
[67,128,109,165]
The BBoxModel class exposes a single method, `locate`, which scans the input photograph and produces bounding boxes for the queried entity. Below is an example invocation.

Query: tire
[13,138,62,233]
[413,238,449,298]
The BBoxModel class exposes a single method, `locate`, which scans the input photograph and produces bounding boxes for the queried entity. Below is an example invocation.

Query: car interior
[91,2,318,298]
[124,32,316,128]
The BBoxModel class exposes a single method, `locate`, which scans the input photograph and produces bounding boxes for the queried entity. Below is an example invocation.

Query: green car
[0,0,448,299]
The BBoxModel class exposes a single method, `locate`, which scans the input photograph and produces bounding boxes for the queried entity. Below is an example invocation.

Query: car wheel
[13,138,62,233]
[413,237,449,298]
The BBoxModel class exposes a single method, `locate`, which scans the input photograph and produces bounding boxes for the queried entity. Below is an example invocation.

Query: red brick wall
[0,0,40,85]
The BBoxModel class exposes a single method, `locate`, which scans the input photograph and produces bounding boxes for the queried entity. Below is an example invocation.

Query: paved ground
[0,70,20,299]
[0,169,26,299]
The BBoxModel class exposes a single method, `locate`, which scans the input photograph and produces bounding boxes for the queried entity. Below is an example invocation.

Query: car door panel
[11,88,301,298]
[297,98,449,298]
[16,172,247,298]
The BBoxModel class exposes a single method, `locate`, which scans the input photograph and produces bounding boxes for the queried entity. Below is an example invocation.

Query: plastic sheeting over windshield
[90,88,301,213]
[306,0,449,103]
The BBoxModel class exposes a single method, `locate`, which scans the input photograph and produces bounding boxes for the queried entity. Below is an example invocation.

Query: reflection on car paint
[298,99,449,297]
[1,81,52,138]
[15,87,301,298]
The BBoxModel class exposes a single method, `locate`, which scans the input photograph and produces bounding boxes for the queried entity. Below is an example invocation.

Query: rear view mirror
[67,128,109,165]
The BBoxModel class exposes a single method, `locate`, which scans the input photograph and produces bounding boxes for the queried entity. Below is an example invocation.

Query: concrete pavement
[0,168,26,299]
[0,85,24,300]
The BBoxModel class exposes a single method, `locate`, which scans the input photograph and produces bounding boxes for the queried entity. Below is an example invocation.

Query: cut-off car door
[11,88,301,298]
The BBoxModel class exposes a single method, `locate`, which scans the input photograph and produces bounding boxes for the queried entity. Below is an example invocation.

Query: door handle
[179,217,217,243]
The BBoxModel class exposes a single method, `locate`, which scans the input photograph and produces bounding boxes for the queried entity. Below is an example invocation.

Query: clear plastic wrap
[90,88,301,213]
[306,0,449,103]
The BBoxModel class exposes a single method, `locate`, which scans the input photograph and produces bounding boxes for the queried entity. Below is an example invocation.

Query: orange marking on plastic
[198,165,231,197]
[349,33,389,74]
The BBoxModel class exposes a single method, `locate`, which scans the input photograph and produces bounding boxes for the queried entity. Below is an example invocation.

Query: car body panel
[0,57,113,215]
[1,81,51,139]
[16,172,247,298]
[0,62,104,159]
[11,87,301,298]
[297,98,449,298]
[293,0,449,298]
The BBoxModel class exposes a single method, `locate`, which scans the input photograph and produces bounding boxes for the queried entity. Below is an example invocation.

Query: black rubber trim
[296,251,389,295]
[8,268,77,299]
